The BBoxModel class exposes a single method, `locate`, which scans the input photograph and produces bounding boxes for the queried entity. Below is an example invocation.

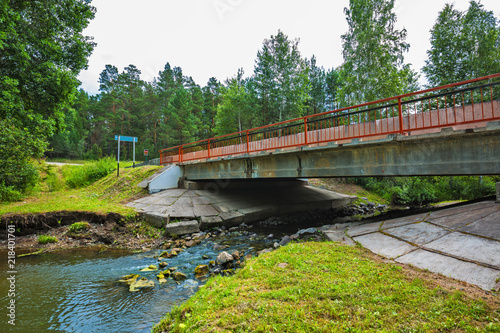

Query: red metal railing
[160,73,500,165]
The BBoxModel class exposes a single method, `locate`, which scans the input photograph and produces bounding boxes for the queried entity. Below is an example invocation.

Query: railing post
[246,131,250,152]
[207,140,211,158]
[179,146,183,163]
[398,97,404,134]
[304,118,308,144]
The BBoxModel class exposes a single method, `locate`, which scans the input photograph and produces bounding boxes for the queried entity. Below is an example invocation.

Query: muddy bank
[1,211,124,235]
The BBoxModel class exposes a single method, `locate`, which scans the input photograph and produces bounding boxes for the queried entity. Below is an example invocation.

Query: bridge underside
[182,123,500,180]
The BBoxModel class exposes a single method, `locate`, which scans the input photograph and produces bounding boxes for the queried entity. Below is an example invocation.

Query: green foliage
[38,235,58,244]
[423,1,500,86]
[253,30,311,124]
[0,183,23,202]
[339,0,419,105]
[68,222,91,233]
[64,157,116,188]
[352,176,496,206]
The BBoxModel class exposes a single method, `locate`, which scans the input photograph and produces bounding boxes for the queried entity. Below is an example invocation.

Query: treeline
[48,0,500,161]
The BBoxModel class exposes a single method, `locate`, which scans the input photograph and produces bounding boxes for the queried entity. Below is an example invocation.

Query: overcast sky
[77,0,500,95]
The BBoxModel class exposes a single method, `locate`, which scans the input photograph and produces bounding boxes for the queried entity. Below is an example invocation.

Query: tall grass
[64,157,117,188]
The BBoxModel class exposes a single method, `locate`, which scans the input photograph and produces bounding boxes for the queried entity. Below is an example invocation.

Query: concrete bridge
[145,74,500,191]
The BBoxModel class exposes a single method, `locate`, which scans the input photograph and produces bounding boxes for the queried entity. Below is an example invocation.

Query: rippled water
[0,232,273,332]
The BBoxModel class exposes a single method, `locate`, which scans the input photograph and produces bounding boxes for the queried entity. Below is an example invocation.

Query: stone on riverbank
[216,251,234,265]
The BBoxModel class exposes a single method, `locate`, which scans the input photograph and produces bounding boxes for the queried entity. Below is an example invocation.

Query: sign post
[144,149,148,162]
[114,135,138,176]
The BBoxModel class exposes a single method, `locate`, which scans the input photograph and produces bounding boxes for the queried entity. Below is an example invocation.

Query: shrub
[38,235,58,244]
[68,222,91,233]
[65,157,116,188]
[0,182,23,202]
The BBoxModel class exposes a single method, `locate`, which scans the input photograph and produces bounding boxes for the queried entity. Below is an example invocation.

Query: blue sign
[115,135,137,142]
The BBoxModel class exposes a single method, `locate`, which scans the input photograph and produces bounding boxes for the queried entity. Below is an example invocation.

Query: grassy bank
[154,242,500,332]
[0,161,161,216]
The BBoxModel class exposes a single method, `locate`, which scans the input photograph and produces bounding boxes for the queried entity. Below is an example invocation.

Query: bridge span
[158,74,500,182]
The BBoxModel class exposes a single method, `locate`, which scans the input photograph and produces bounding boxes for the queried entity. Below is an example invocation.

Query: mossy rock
[194,265,209,277]
[129,278,154,292]
[162,270,171,278]
[157,273,165,279]
[118,274,140,285]
[159,261,168,268]
[140,265,158,272]
[172,272,187,281]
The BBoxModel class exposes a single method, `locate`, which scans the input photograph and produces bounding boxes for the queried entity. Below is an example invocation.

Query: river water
[0,232,275,332]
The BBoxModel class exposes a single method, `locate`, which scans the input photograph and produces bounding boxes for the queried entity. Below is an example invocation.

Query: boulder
[159,261,168,268]
[216,251,234,265]
[231,250,240,261]
[279,235,292,246]
[118,274,140,285]
[173,272,187,281]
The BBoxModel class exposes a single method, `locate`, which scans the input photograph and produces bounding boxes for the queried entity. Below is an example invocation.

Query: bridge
[154,74,500,186]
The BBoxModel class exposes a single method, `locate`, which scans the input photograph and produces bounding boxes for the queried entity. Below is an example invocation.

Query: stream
[0,231,277,332]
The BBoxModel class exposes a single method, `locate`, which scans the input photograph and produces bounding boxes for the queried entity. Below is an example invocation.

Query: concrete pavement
[127,180,356,234]
[323,200,500,290]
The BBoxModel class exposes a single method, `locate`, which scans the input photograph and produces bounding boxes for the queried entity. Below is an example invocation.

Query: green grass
[154,242,500,332]
[38,235,58,244]
[0,163,162,216]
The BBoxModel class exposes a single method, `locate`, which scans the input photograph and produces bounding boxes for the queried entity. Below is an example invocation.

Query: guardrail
[160,73,500,165]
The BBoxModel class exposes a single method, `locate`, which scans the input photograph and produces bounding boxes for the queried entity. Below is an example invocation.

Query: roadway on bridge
[324,200,500,290]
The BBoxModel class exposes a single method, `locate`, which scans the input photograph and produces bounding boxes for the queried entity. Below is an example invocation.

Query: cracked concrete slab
[425,232,500,267]
[353,232,417,259]
[459,210,500,241]
[381,213,428,230]
[347,221,382,237]
[385,222,451,245]
[396,249,500,290]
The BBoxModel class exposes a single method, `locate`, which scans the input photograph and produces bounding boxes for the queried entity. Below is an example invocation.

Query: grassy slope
[154,242,499,332]
[0,164,161,216]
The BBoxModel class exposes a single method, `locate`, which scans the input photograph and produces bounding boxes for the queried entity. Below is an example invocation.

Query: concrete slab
[460,210,500,241]
[381,213,428,230]
[193,204,220,217]
[199,216,223,230]
[347,221,382,237]
[427,202,495,220]
[162,205,195,219]
[219,211,244,226]
[353,232,417,259]
[427,206,496,230]
[324,230,356,246]
[425,232,500,267]
[396,249,500,290]
[385,222,450,245]
[152,197,178,206]
[164,220,200,236]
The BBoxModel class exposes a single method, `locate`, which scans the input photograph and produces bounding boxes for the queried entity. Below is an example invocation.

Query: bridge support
[496,182,500,203]
[182,124,500,180]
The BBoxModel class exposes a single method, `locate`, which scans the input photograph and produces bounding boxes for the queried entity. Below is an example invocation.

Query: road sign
[115,135,137,142]
[144,149,148,156]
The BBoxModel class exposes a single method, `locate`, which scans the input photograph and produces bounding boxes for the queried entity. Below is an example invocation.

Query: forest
[1,0,500,202]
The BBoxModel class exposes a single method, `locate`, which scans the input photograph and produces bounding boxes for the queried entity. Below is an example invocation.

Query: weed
[38,235,58,244]
[68,222,91,233]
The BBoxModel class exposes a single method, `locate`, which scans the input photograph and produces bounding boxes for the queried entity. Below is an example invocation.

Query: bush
[65,157,116,188]
[38,235,58,244]
[0,182,23,202]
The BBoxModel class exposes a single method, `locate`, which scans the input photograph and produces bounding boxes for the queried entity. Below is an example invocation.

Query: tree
[253,30,310,124]
[306,56,327,115]
[215,69,250,135]
[338,0,418,106]
[0,0,95,198]
[423,1,500,86]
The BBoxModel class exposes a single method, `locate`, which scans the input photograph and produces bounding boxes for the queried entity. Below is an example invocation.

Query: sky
[78,0,500,95]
